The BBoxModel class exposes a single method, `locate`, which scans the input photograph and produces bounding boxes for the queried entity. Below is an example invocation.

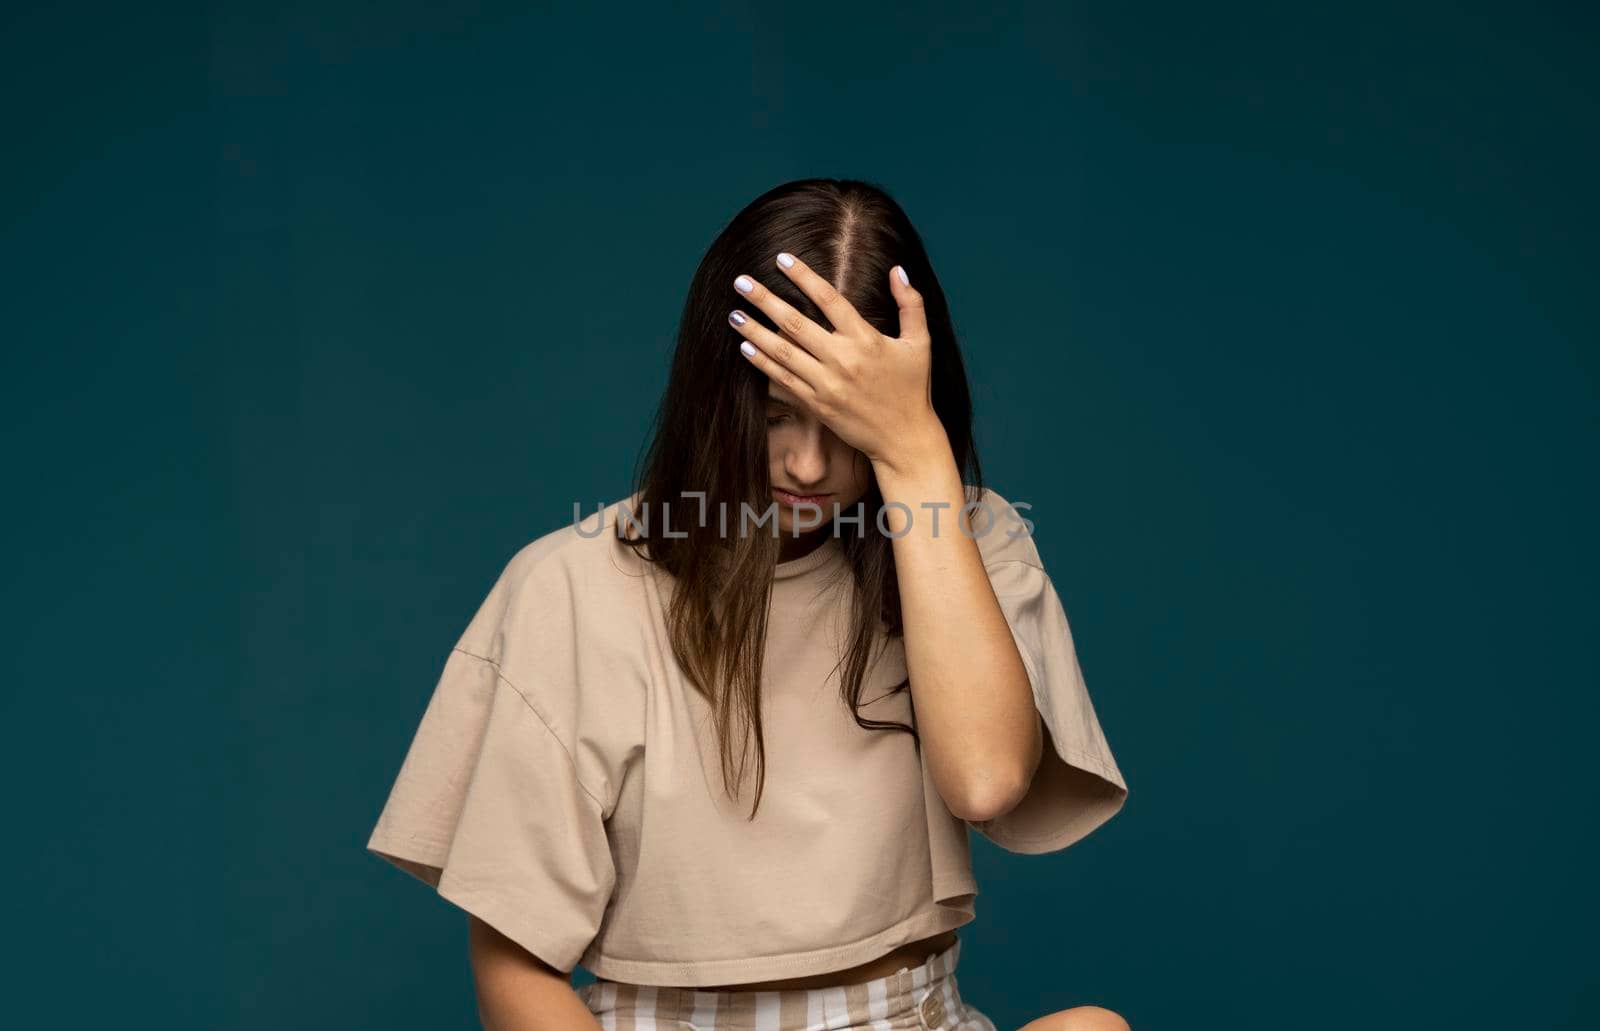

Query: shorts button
[920,990,946,1027]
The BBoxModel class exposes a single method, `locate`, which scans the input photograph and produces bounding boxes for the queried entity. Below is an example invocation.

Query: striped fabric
[575,937,997,1031]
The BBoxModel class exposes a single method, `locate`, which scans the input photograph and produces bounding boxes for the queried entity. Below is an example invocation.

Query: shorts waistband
[580,936,969,1029]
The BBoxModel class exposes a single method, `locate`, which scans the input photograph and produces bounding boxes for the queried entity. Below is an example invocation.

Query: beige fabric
[365,487,1128,986]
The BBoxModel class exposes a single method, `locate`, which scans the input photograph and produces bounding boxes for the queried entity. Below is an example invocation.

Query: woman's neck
[777,526,832,564]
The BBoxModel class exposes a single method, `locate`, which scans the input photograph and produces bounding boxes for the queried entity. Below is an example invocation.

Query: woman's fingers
[729,306,825,400]
[889,264,929,344]
[771,252,874,340]
[729,255,926,410]
[731,271,838,364]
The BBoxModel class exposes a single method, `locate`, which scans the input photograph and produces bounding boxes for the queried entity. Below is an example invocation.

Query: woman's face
[765,381,872,538]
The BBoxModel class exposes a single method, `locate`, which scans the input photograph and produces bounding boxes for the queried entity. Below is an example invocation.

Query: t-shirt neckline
[773,534,844,580]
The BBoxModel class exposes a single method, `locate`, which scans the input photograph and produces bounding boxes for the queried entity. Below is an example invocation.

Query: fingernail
[735,275,754,294]
[729,310,747,326]
[776,252,795,269]
[740,341,757,357]
[896,265,910,286]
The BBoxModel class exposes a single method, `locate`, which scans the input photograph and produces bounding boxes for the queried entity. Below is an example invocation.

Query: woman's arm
[467,915,602,1031]
[723,254,1041,822]
[873,424,1044,824]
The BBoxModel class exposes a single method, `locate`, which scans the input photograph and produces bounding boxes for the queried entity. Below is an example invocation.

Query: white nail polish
[735,275,754,294]
[740,341,757,356]
[776,252,795,269]
[896,266,909,286]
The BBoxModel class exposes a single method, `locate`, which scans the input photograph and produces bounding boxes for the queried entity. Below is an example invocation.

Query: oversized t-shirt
[364,486,1129,987]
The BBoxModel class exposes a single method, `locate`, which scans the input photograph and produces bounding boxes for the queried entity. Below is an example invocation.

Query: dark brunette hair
[622,177,984,818]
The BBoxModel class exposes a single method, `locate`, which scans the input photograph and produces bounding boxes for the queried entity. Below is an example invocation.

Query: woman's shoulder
[493,491,649,589]
[453,493,654,674]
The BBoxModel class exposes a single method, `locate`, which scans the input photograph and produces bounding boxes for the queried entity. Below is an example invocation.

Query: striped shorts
[575,937,997,1030]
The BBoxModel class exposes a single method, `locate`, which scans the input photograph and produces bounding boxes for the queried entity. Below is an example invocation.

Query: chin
[775,512,822,537]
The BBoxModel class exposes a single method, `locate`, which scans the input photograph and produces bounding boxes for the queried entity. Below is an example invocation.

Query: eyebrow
[766,390,800,409]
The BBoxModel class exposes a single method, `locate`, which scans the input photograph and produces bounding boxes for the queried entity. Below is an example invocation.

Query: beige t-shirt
[365,486,1129,986]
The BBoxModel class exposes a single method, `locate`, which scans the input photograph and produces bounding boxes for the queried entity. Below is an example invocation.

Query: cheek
[765,428,787,466]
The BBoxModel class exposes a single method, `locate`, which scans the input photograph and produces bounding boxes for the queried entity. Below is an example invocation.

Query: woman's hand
[728,254,946,476]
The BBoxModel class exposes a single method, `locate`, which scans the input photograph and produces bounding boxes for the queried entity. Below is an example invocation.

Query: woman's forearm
[871,422,1043,823]
[467,916,602,1031]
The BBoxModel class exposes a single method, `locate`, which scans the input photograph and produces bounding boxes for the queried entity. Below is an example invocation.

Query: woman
[365,179,1132,1030]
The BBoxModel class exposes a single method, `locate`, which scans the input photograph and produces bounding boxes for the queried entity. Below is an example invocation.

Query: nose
[782,423,830,488]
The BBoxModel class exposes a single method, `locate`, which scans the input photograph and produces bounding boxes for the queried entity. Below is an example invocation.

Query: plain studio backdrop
[1,2,1594,1028]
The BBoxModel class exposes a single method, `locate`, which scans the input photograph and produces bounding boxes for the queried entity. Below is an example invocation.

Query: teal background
[3,2,1594,1027]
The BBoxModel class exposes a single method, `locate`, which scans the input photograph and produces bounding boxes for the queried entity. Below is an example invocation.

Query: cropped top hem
[578,901,976,987]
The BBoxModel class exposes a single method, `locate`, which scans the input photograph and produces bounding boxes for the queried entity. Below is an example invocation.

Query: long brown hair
[621,178,984,819]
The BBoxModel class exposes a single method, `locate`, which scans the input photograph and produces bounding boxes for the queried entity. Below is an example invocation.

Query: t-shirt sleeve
[964,488,1130,854]
[364,547,617,975]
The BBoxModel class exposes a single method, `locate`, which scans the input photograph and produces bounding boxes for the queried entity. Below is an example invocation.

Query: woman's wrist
[869,414,955,488]
[869,420,966,539]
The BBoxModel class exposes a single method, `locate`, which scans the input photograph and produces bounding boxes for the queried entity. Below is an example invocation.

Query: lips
[772,487,832,507]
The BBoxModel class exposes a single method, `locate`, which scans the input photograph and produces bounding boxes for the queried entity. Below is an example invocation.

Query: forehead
[766,382,801,406]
